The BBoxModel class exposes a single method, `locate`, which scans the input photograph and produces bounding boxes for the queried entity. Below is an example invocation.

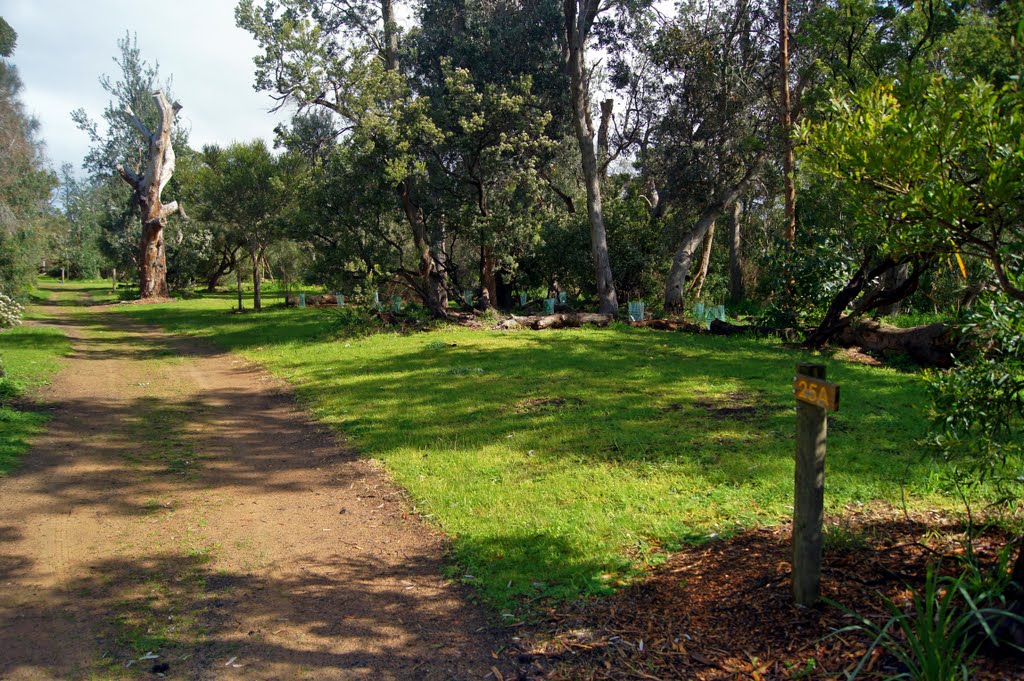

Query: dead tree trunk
[507,312,613,330]
[564,0,619,316]
[804,252,931,348]
[116,91,184,300]
[729,200,744,302]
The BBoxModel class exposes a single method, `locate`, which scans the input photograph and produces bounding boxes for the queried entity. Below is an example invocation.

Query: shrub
[0,291,24,328]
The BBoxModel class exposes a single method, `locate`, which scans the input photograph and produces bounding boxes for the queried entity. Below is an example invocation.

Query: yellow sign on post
[793,374,840,411]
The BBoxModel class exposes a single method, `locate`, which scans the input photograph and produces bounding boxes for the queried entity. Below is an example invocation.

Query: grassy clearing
[0,295,72,475]
[112,289,1007,610]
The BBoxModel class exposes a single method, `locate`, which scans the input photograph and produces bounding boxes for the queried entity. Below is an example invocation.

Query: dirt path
[0,287,509,680]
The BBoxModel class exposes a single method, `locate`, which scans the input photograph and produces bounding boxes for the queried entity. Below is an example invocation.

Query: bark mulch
[508,510,1022,680]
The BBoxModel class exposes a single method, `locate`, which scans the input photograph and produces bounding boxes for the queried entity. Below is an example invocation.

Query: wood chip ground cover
[518,513,1023,680]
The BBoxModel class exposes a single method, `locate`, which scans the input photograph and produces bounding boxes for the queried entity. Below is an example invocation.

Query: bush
[0,291,24,328]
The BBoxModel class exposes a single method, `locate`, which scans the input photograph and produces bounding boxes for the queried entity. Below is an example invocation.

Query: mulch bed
[508,510,1022,680]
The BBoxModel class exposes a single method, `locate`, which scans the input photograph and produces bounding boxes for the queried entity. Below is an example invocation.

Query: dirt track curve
[0,287,509,680]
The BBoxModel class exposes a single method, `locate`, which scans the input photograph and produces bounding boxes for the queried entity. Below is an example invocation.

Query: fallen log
[835,319,956,368]
[509,312,613,330]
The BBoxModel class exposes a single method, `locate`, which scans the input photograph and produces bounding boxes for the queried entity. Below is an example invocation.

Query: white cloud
[3,0,289,176]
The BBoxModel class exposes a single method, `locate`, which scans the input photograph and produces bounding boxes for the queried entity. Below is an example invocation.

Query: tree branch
[122,105,154,141]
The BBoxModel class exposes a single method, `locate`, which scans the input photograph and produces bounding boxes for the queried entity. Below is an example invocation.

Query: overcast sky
[3,0,287,176]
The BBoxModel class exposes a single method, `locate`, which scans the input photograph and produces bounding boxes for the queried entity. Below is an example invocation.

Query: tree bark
[665,211,716,311]
[688,221,716,299]
[117,91,184,299]
[877,262,909,316]
[729,200,744,302]
[205,248,235,292]
[399,182,448,317]
[804,253,930,348]
[236,265,244,312]
[481,244,497,308]
[564,0,619,316]
[598,98,613,182]
[779,0,796,245]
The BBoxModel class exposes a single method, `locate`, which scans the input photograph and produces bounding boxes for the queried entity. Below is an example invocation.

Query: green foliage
[604,186,667,302]
[0,38,58,295]
[54,165,107,279]
[0,17,16,58]
[925,293,1024,484]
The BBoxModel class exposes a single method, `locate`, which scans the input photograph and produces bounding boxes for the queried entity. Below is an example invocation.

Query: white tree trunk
[117,91,184,299]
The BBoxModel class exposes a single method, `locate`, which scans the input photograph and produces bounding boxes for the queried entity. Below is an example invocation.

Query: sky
[2,0,288,177]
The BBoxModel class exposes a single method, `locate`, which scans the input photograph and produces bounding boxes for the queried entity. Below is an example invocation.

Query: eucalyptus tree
[560,0,638,315]
[237,0,450,316]
[647,0,778,311]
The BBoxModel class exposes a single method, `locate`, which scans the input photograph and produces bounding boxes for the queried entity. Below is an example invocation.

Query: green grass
[111,289,1011,609]
[0,319,72,475]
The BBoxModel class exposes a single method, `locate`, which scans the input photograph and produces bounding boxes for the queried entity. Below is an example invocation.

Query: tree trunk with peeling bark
[116,91,184,300]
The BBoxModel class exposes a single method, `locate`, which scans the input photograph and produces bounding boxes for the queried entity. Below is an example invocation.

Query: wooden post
[60,267,65,284]
[793,362,827,606]
[112,267,117,292]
